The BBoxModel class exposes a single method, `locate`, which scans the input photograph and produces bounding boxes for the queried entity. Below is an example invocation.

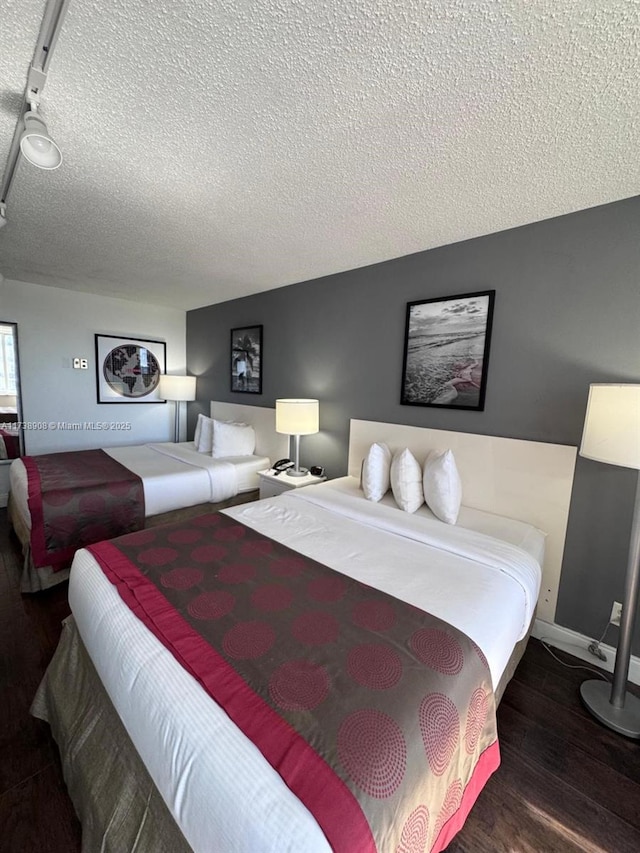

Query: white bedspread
[9,442,270,524]
[69,478,543,853]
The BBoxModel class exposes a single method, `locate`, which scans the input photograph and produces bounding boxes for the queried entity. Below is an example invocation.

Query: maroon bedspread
[24,449,145,570]
[88,512,500,853]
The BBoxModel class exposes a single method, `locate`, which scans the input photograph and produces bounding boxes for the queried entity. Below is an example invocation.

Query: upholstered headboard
[348,419,577,624]
[210,402,288,464]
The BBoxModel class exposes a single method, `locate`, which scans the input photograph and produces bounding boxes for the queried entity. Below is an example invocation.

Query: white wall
[0,278,187,460]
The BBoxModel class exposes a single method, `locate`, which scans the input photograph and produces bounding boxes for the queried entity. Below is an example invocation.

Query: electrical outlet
[610,601,623,627]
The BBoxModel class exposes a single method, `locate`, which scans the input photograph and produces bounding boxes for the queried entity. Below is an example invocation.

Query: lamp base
[580,679,640,739]
[286,467,309,477]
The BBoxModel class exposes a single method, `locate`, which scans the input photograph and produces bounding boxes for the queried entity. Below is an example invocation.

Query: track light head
[19,110,62,170]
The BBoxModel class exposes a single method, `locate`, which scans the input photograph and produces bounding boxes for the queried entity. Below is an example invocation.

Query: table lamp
[275,398,319,477]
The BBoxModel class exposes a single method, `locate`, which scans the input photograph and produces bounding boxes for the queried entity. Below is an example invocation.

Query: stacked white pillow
[193,414,256,457]
[211,419,256,458]
[390,448,424,513]
[362,442,392,501]
[422,448,462,524]
[194,414,214,453]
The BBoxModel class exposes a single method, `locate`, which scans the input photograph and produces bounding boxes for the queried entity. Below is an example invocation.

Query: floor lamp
[159,375,197,443]
[579,383,640,738]
[275,398,319,477]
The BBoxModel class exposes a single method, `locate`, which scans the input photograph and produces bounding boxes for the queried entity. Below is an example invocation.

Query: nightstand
[258,469,327,499]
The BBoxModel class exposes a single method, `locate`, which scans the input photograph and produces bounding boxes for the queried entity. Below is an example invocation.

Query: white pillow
[390,448,424,513]
[423,449,462,524]
[211,419,256,458]
[362,442,392,502]
[194,414,214,453]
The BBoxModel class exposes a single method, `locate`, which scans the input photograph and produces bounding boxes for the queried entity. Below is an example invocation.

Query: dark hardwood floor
[1,505,639,852]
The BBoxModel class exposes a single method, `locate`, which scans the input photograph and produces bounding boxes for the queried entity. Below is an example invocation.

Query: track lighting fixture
[0,0,70,214]
[19,107,62,170]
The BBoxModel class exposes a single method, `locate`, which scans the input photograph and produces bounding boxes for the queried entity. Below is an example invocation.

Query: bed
[9,402,287,592]
[32,419,577,852]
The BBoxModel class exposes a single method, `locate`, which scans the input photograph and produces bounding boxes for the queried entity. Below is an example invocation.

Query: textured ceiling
[0,0,639,310]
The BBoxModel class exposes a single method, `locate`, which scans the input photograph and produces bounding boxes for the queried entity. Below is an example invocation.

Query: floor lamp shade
[159,375,197,442]
[579,384,640,738]
[275,399,319,476]
[580,384,640,469]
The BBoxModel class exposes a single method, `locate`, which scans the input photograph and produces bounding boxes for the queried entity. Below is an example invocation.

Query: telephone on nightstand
[272,459,294,475]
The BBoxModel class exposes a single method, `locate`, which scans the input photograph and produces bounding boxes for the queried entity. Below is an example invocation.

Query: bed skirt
[31,617,193,853]
[31,611,534,852]
[9,490,259,594]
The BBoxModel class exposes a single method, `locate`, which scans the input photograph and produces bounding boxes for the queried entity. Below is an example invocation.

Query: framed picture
[95,334,166,404]
[400,290,495,411]
[230,325,263,394]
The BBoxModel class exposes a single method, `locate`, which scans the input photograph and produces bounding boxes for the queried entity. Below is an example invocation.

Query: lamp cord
[538,636,611,682]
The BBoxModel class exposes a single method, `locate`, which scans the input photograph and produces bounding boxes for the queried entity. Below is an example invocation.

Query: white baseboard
[533,619,640,686]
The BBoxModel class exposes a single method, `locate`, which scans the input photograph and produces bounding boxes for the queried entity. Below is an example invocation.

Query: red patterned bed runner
[89,512,500,853]
[24,449,145,570]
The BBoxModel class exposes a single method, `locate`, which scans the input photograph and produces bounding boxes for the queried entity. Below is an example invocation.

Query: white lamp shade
[159,374,197,401]
[580,384,640,470]
[19,112,62,170]
[276,399,319,435]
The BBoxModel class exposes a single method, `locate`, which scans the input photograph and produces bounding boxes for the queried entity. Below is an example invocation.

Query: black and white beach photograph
[400,291,495,410]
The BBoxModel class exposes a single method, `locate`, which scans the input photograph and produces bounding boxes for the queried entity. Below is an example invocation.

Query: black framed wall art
[400,290,495,411]
[230,325,263,394]
[95,334,166,403]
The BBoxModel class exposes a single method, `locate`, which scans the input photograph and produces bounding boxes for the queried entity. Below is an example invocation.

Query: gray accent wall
[188,195,640,653]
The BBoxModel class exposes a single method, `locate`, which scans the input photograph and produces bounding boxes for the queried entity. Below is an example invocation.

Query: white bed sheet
[69,478,542,853]
[9,442,270,524]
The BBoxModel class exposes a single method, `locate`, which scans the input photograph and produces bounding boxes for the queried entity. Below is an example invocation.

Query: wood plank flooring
[1,506,639,852]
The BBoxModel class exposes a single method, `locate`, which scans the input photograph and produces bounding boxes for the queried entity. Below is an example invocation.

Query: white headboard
[349,419,577,624]
[210,402,288,464]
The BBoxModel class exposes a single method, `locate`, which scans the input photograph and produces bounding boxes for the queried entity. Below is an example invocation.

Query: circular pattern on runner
[291,611,340,645]
[190,543,228,563]
[419,693,460,776]
[352,600,396,631]
[137,546,179,566]
[78,493,106,514]
[214,524,246,542]
[433,779,463,843]
[223,620,275,659]
[409,628,464,675]
[347,644,403,690]
[307,575,346,602]
[270,556,305,578]
[160,567,204,590]
[187,590,235,620]
[470,640,489,671]
[167,528,204,545]
[251,583,294,612]
[192,514,221,527]
[338,709,406,799]
[106,480,138,498]
[464,688,489,754]
[240,539,274,558]
[396,805,430,853]
[217,562,256,584]
[43,489,74,507]
[269,660,330,711]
